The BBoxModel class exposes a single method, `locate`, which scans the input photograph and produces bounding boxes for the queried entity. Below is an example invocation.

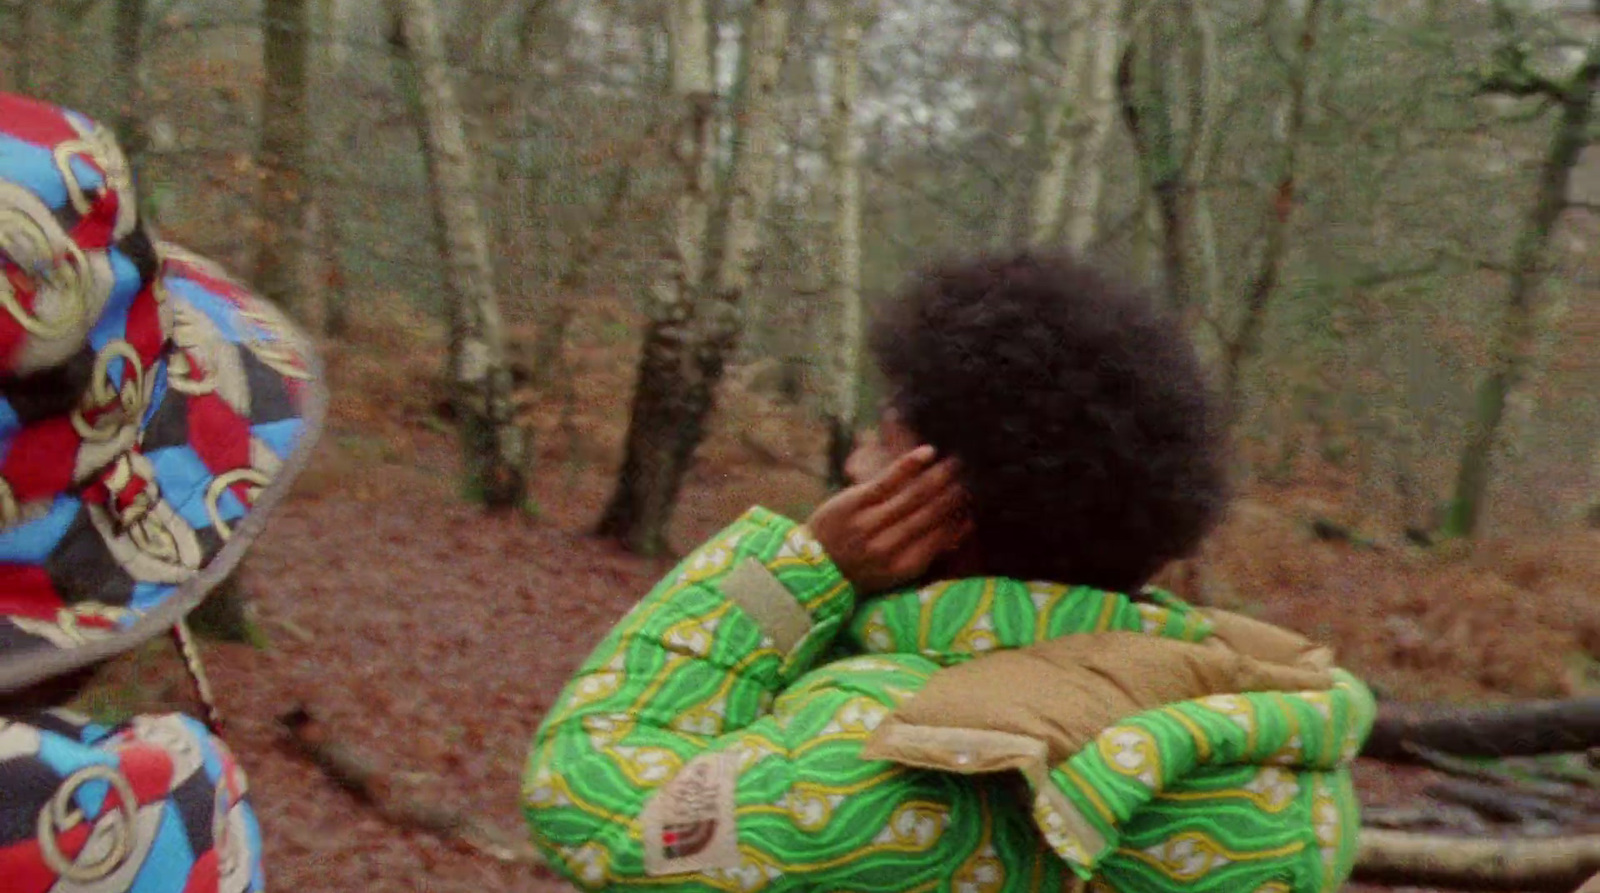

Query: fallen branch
[1308,517,1382,550]
[1504,753,1600,788]
[1363,697,1600,762]
[1362,803,1491,834]
[1407,742,1591,804]
[1355,829,1600,891]
[276,704,542,867]
[1425,777,1585,826]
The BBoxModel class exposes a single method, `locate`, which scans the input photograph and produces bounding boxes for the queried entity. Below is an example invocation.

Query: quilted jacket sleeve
[522,507,1037,893]
[0,709,263,892]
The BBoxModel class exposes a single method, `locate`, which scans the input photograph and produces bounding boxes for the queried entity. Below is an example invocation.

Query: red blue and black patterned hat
[0,92,326,692]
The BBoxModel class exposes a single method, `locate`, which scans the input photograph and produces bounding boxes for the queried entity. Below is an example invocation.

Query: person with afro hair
[525,250,1375,893]
[851,249,1229,593]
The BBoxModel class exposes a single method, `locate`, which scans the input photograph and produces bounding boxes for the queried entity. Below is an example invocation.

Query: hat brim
[0,242,327,691]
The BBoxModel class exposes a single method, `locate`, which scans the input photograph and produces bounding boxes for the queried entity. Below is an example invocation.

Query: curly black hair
[868,250,1229,593]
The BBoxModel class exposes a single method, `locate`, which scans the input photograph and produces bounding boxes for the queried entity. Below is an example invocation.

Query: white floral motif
[1135,603,1169,635]
[1243,766,1300,811]
[1029,585,1063,611]
[706,853,783,892]
[818,698,888,737]
[522,767,571,809]
[566,671,623,709]
[673,697,729,736]
[663,621,715,658]
[1099,726,1161,788]
[1269,734,1305,766]
[1197,694,1256,734]
[778,527,824,562]
[1312,780,1342,876]
[581,713,634,748]
[561,843,609,886]
[871,802,946,850]
[954,842,1004,893]
[1034,802,1091,864]
[604,745,680,785]
[1142,833,1232,882]
[777,786,844,831]
[958,613,998,653]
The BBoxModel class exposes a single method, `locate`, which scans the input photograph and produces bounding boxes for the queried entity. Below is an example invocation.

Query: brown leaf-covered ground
[81,300,1600,892]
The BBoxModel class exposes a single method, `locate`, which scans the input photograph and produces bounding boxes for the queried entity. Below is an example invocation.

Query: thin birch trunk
[255,0,312,322]
[392,0,531,509]
[824,0,865,490]
[598,0,795,554]
[1029,0,1124,252]
[1219,0,1325,424]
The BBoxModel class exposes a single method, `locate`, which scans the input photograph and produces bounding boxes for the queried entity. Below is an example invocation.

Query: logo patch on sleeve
[641,749,741,875]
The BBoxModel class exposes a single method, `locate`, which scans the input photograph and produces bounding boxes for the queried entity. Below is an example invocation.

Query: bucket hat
[0,91,326,693]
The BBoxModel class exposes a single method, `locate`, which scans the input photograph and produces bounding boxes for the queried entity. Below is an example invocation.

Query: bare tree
[1442,5,1600,538]
[256,0,312,322]
[598,0,796,554]
[1218,0,1326,422]
[391,0,531,510]
[1029,0,1124,251]
[824,0,867,489]
[1116,0,1220,314]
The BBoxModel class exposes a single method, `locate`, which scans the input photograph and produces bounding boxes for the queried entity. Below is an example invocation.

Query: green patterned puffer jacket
[524,508,1376,893]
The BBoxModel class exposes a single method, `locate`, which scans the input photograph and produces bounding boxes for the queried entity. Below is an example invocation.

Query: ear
[876,412,921,458]
[938,493,980,570]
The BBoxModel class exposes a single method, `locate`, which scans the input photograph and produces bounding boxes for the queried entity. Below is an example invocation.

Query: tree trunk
[1219,0,1324,424]
[310,0,354,337]
[1029,0,1123,253]
[255,0,312,323]
[1117,9,1188,306]
[1363,696,1600,762]
[113,0,151,218]
[392,0,531,510]
[1182,0,1225,329]
[823,0,864,491]
[1442,48,1600,538]
[597,0,794,554]
[1354,829,1600,892]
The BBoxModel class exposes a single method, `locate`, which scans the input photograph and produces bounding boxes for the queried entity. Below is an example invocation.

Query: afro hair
[868,250,1229,593]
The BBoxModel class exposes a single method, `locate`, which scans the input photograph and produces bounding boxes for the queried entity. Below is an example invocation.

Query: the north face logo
[661,819,717,860]
[642,751,740,875]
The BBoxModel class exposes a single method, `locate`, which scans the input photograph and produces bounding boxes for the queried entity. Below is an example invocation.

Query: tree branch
[278,704,542,866]
[1355,829,1600,892]
[1363,697,1600,762]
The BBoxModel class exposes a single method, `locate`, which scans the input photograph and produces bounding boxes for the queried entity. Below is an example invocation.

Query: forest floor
[74,296,1600,893]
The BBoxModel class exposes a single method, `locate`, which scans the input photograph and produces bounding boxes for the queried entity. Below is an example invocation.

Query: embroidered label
[641,749,741,875]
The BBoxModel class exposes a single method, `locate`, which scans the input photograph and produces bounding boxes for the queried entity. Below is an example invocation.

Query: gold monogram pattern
[70,339,154,442]
[159,243,313,384]
[204,468,271,542]
[0,181,115,369]
[51,115,136,238]
[37,763,141,881]
[86,453,204,584]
